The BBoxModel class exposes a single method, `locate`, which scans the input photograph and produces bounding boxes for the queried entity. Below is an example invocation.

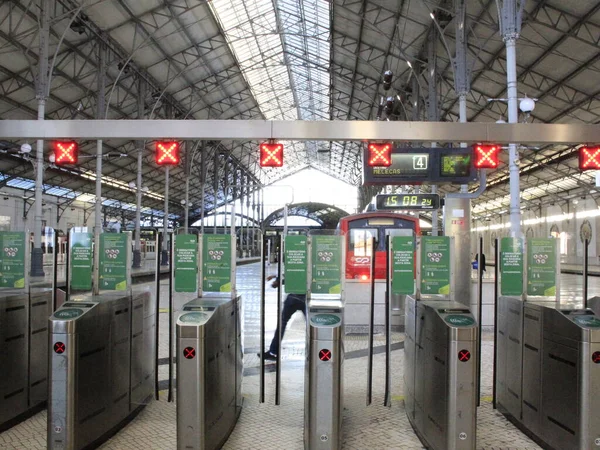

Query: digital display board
[440,154,472,177]
[376,194,440,210]
[371,153,429,177]
[363,147,478,185]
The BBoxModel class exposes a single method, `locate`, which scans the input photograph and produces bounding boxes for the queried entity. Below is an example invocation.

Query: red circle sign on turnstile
[593,351,600,364]
[54,342,66,354]
[183,347,196,359]
[319,349,331,362]
[458,349,471,362]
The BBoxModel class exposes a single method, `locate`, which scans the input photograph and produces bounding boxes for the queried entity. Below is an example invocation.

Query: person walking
[260,275,307,361]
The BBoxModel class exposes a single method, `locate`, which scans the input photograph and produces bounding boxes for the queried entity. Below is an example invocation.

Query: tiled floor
[3,263,598,449]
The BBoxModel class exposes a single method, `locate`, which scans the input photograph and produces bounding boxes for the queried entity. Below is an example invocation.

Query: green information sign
[0,231,26,288]
[391,236,415,295]
[202,234,232,292]
[70,232,93,291]
[179,312,209,324]
[99,233,128,291]
[527,238,557,296]
[572,316,600,328]
[420,236,451,295]
[310,314,341,326]
[175,234,198,293]
[54,308,84,319]
[285,235,308,294]
[311,235,342,294]
[445,315,475,327]
[500,237,524,296]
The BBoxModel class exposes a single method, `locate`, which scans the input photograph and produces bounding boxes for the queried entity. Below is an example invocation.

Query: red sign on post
[579,146,600,171]
[319,349,331,362]
[474,144,500,169]
[183,346,196,360]
[259,142,284,167]
[54,342,66,354]
[366,143,392,167]
[458,349,471,362]
[53,141,78,165]
[156,141,180,166]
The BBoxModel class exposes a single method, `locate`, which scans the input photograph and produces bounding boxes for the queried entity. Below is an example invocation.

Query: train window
[349,229,376,256]
[367,218,395,226]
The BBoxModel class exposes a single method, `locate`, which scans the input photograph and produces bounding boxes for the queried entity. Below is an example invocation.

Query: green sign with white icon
[285,235,308,294]
[55,308,84,319]
[572,316,600,328]
[391,236,415,295]
[99,233,128,291]
[445,315,475,327]
[311,235,342,294]
[527,238,556,297]
[175,234,198,293]
[202,234,232,292]
[420,236,450,295]
[500,237,524,296]
[0,231,25,288]
[310,314,341,326]
[70,232,93,291]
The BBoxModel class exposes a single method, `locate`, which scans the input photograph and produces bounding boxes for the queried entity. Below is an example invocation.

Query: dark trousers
[268,294,307,355]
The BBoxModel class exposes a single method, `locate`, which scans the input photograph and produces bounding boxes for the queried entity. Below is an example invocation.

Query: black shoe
[258,351,277,361]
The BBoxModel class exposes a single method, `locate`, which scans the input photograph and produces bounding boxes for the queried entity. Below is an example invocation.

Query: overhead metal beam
[1,120,599,144]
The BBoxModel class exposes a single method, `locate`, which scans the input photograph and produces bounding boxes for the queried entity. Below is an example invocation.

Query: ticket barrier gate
[304,296,344,450]
[48,289,156,450]
[0,289,53,430]
[176,295,242,450]
[404,297,478,450]
[496,297,600,450]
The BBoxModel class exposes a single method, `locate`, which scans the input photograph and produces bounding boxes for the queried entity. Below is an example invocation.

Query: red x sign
[579,146,600,171]
[53,141,79,165]
[367,143,392,167]
[319,349,332,362]
[458,349,471,362]
[183,346,196,359]
[474,144,500,169]
[259,142,284,167]
[593,351,600,364]
[54,342,66,354]
[156,141,180,166]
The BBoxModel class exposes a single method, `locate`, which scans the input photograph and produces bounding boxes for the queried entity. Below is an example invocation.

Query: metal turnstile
[404,297,478,450]
[304,297,344,450]
[176,295,242,450]
[48,289,155,450]
[0,289,52,429]
[496,297,600,450]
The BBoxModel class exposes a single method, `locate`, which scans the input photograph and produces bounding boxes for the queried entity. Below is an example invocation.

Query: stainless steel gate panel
[29,289,52,407]
[404,296,417,421]
[504,297,523,419]
[495,297,508,410]
[405,300,477,450]
[522,303,543,435]
[0,292,29,426]
[176,295,242,450]
[110,297,131,423]
[304,297,343,450]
